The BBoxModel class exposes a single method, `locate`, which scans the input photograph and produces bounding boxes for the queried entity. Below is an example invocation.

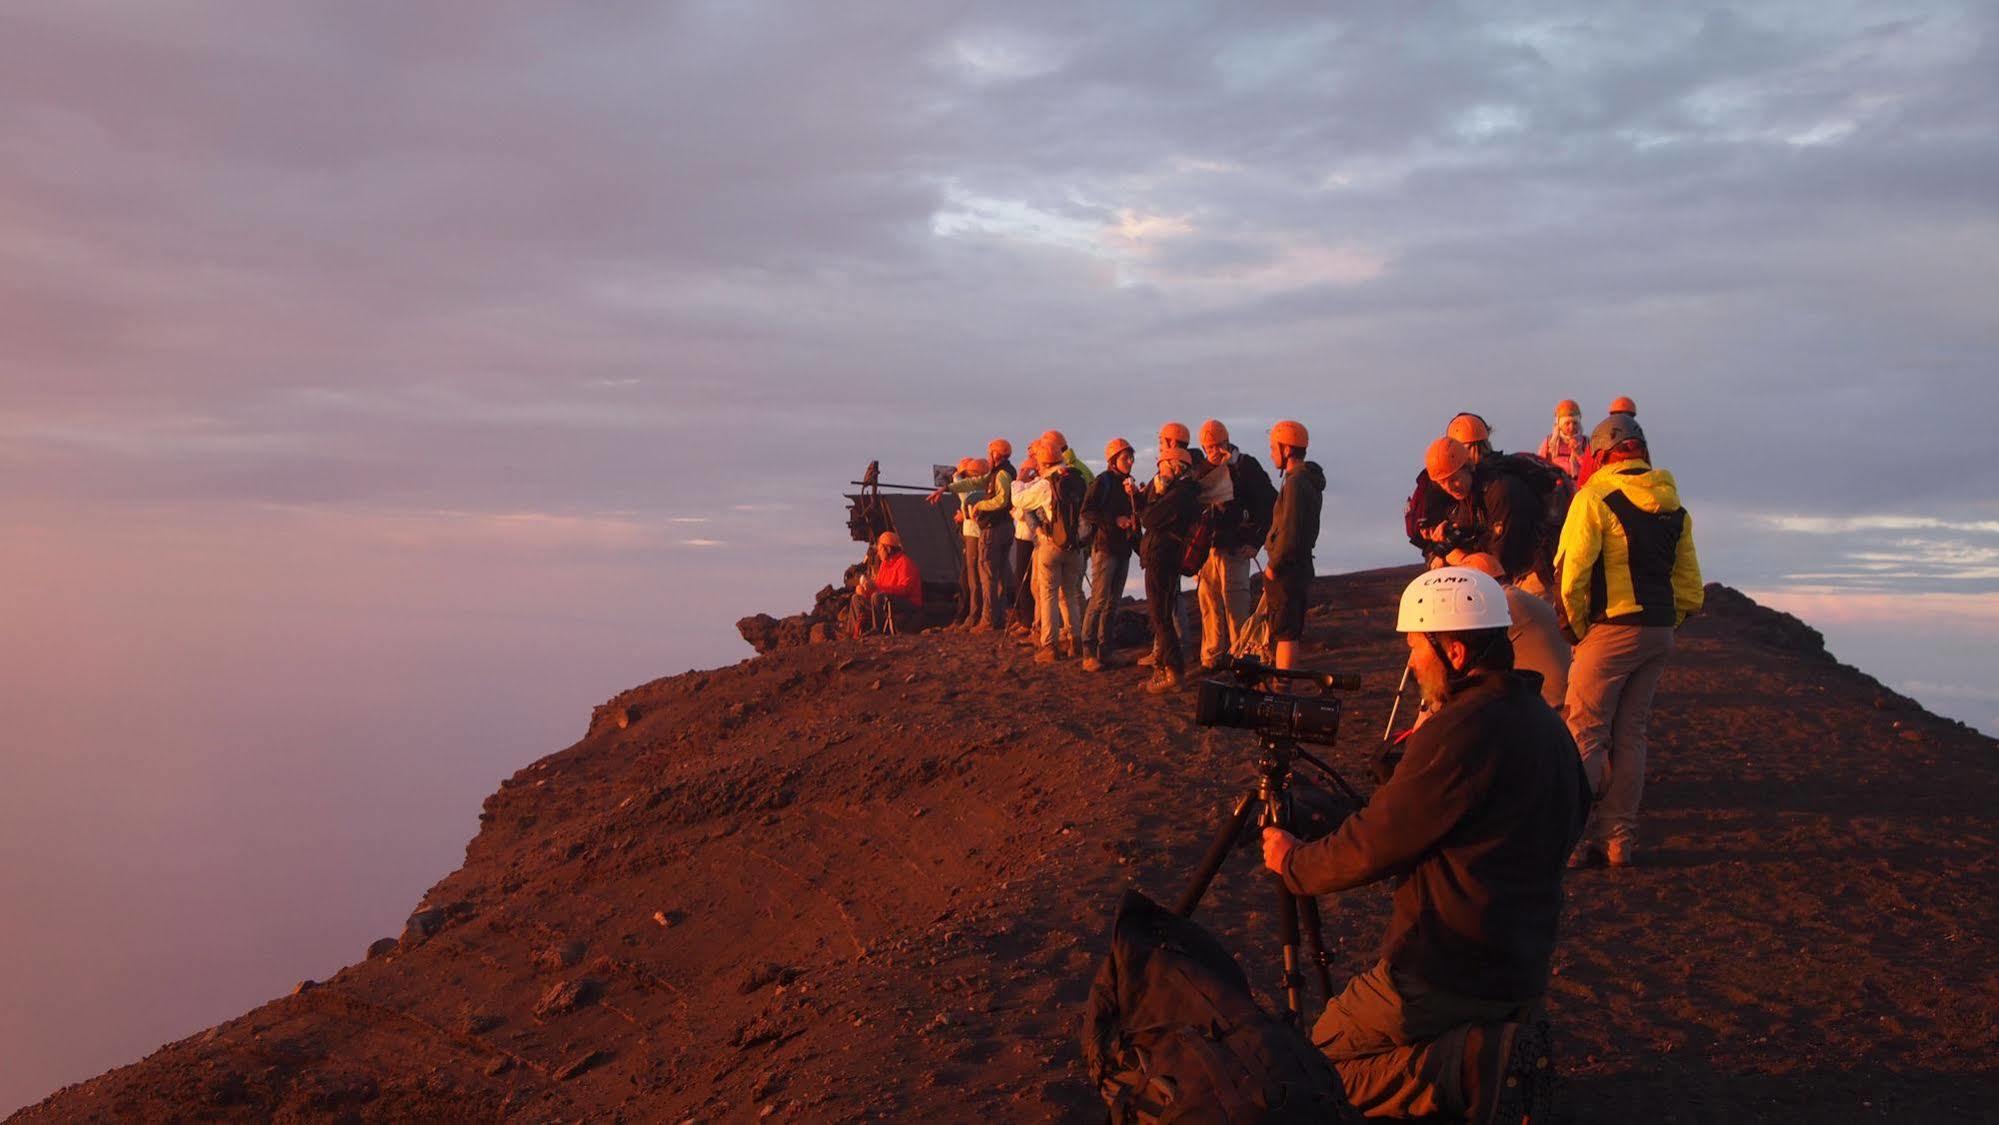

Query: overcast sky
[3,1,1996,1111]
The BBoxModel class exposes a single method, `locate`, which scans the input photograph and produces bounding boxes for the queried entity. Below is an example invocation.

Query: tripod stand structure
[1174,733,1369,1026]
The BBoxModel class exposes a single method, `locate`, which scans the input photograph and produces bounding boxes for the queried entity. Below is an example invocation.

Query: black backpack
[1081,890,1358,1124]
[1485,453,1575,583]
[1047,470,1088,550]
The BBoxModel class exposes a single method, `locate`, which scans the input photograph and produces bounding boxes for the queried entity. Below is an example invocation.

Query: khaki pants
[1196,548,1253,667]
[1313,960,1530,1119]
[1566,623,1675,847]
[1034,539,1085,649]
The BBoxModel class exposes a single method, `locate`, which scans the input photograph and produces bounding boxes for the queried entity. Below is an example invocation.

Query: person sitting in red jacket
[853,531,924,635]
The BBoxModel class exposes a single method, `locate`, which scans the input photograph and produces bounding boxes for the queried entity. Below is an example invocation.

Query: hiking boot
[1137,650,1157,668]
[1606,838,1638,868]
[1062,636,1080,659]
[1081,656,1103,673]
[1033,646,1059,665]
[969,621,995,634]
[1459,1021,1527,1125]
[1567,843,1606,870]
[1006,622,1030,639]
[1144,669,1183,695]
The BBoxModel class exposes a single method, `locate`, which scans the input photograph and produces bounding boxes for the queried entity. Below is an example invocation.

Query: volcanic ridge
[13,568,1997,1123]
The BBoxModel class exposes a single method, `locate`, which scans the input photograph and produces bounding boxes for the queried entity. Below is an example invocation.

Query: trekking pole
[1381,663,1411,742]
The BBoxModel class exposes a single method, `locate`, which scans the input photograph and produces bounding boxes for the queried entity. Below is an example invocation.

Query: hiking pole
[1381,662,1412,742]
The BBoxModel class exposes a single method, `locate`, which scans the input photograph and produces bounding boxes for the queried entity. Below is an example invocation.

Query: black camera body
[1193,656,1358,748]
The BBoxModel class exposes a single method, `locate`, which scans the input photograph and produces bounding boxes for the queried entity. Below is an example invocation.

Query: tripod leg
[1175,791,1258,917]
[1296,893,1336,1003]
[1276,878,1303,1025]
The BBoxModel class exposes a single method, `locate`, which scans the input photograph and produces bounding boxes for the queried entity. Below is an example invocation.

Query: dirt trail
[13,567,1997,1122]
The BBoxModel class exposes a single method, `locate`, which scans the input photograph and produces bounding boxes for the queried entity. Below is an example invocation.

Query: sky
[3,0,1996,1112]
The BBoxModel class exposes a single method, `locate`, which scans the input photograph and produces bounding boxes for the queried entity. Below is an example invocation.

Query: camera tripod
[1174,734,1368,1026]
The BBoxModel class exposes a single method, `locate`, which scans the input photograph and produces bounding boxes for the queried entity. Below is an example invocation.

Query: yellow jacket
[1555,459,1703,638]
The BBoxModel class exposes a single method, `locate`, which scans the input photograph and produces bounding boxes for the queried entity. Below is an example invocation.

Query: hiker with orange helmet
[1421,435,1551,586]
[1195,419,1278,672]
[967,438,1018,630]
[1135,444,1201,693]
[1538,401,1586,480]
[1079,437,1140,671]
[851,531,924,635]
[1012,438,1090,663]
[1262,420,1322,670]
[931,456,992,630]
[1404,414,1492,563]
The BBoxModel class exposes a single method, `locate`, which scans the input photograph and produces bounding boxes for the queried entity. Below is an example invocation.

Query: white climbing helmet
[1396,567,1512,633]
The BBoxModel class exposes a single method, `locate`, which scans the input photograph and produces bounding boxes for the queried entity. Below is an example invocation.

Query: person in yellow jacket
[1554,414,1702,868]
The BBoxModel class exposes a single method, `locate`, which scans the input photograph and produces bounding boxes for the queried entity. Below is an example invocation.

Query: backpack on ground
[1047,470,1088,550]
[1081,889,1358,1124]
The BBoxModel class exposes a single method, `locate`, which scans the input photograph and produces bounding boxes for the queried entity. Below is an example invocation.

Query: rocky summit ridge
[13,567,1997,1123]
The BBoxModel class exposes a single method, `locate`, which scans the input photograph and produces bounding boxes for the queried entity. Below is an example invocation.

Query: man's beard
[1414,661,1451,709]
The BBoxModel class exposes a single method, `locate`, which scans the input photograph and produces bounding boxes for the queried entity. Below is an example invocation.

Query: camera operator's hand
[1261,827,1299,875]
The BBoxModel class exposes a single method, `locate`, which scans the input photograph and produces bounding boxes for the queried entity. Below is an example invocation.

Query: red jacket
[874,552,923,604]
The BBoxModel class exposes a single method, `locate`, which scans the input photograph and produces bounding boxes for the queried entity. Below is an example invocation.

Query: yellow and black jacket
[1556,459,1703,638]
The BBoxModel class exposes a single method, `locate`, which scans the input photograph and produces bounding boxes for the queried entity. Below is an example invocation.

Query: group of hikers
[918,418,1322,694]
[854,395,1705,1121]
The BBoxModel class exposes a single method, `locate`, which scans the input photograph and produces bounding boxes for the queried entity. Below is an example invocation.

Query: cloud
[2,1,1997,591]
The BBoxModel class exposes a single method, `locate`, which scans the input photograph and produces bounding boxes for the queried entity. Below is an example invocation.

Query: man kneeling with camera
[1260,568,1589,1121]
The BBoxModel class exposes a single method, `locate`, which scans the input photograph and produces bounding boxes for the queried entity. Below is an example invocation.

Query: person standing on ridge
[929,457,986,629]
[1135,444,1200,693]
[1013,439,1089,663]
[1079,437,1138,672]
[1538,401,1586,480]
[1262,419,1322,671]
[964,438,1016,631]
[1260,566,1589,1120]
[1195,419,1277,672]
[1556,414,1702,869]
[1139,421,1196,668]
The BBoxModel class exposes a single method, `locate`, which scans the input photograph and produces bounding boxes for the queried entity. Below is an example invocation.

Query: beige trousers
[1565,623,1676,846]
[1196,548,1254,666]
[1034,539,1086,649]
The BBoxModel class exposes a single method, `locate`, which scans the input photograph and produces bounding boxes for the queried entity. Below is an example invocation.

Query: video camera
[1193,655,1361,748]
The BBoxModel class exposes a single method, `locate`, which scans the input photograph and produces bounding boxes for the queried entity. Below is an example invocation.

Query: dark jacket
[1405,470,1451,559]
[1280,669,1589,1002]
[1210,448,1277,552]
[1459,465,1542,582]
[1081,467,1136,559]
[1136,474,1199,571]
[1263,461,1325,576]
